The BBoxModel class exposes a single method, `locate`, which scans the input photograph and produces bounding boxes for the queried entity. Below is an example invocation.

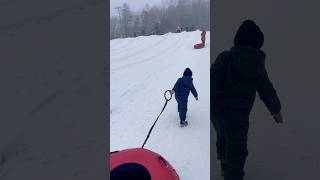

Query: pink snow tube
[110,148,180,180]
[194,43,205,49]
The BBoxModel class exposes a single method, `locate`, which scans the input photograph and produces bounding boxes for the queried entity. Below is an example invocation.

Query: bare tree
[121,3,133,37]
[110,16,120,39]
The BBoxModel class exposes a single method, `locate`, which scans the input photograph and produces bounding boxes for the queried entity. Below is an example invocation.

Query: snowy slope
[110,31,210,180]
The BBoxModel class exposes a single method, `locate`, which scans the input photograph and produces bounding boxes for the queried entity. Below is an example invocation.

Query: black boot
[180,120,188,127]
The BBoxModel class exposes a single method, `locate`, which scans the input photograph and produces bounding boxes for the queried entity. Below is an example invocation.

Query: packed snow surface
[110,31,210,180]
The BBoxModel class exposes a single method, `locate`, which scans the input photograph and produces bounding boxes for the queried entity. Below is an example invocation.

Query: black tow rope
[141,90,173,148]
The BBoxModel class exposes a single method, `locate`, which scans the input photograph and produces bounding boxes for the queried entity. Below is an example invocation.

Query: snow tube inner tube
[110,148,180,180]
[111,163,151,180]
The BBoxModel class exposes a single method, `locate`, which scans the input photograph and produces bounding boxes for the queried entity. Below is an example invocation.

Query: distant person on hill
[176,26,181,33]
[201,30,206,46]
[211,19,283,180]
[170,68,198,127]
[154,26,160,35]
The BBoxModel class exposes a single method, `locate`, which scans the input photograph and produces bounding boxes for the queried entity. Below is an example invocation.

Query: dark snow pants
[175,94,188,121]
[212,107,249,180]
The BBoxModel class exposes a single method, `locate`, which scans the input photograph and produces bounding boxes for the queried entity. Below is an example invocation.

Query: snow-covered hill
[110,31,210,180]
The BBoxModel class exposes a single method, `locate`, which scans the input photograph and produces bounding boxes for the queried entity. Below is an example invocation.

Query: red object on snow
[110,148,180,180]
[194,43,205,49]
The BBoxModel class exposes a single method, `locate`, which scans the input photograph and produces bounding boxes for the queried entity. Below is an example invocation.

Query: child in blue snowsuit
[171,68,198,126]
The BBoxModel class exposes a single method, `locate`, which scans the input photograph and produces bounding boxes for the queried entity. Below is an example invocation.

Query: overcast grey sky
[110,0,164,17]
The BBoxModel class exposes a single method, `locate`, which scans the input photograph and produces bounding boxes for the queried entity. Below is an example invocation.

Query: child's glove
[195,96,199,101]
[170,90,175,95]
[272,111,283,124]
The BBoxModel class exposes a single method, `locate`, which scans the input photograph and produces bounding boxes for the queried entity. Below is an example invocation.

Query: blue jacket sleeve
[189,79,198,98]
[173,78,180,92]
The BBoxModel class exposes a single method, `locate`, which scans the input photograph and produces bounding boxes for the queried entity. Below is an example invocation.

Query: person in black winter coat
[171,68,198,126]
[211,20,283,180]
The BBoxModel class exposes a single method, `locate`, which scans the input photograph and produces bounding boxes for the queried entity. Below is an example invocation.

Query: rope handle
[141,90,172,148]
[164,90,172,101]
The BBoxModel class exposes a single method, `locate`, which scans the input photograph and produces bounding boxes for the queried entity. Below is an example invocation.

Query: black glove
[272,111,283,124]
[195,96,199,101]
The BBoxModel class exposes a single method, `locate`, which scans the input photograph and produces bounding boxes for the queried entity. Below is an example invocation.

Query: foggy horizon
[110,0,164,16]
[110,0,211,17]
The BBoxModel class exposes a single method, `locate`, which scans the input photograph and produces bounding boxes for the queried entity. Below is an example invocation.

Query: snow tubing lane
[110,148,180,180]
